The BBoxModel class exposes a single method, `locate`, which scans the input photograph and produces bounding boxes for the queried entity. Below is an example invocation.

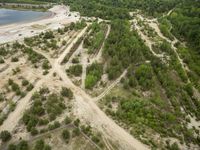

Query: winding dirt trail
[132,19,165,59]
[134,13,200,112]
[144,15,190,82]
[132,14,191,83]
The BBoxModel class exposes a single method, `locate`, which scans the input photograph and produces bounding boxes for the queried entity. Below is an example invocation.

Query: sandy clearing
[0,70,54,132]
[0,26,88,133]
[0,22,149,150]
[0,5,79,44]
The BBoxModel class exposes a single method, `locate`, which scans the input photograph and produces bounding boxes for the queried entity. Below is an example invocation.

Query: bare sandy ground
[0,5,79,44]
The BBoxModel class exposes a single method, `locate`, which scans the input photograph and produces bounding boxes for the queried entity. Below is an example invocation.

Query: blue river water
[0,8,50,25]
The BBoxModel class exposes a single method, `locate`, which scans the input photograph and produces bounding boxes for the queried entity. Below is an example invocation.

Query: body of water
[0,8,50,26]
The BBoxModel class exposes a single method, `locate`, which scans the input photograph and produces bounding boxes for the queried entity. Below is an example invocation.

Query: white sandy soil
[0,5,79,44]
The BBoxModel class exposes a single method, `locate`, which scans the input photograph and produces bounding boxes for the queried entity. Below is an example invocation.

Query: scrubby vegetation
[60,87,73,98]
[7,139,51,150]
[67,64,82,77]
[21,87,71,134]
[33,139,51,150]
[101,17,200,149]
[0,130,11,142]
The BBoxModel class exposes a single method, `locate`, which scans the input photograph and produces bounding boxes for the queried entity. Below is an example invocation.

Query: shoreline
[0,5,80,44]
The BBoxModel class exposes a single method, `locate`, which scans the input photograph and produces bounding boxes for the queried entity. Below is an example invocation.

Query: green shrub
[0,130,11,142]
[62,129,70,141]
[31,128,38,136]
[85,74,98,89]
[60,87,73,98]
[42,60,51,70]
[22,80,29,86]
[38,119,49,126]
[26,84,34,91]
[34,139,44,150]
[72,57,79,64]
[11,83,20,92]
[72,128,80,137]
[44,145,51,150]
[92,135,100,144]
[67,65,82,76]
[8,144,17,150]
[73,119,80,127]
[0,57,4,64]
[11,57,19,62]
[135,64,154,90]
[64,116,71,125]
[17,140,29,150]
[85,63,103,89]
[48,121,60,130]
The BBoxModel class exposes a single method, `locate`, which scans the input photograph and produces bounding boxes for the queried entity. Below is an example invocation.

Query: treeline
[0,0,57,4]
[65,0,130,19]
[1,0,183,18]
[63,0,182,19]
